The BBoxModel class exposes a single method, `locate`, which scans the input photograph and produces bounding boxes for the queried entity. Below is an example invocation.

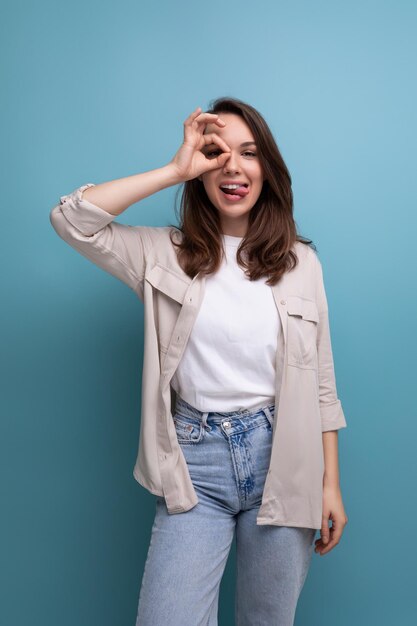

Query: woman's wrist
[162,162,185,186]
[323,476,341,490]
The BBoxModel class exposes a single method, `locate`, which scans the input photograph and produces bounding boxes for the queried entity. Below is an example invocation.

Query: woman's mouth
[219,183,250,202]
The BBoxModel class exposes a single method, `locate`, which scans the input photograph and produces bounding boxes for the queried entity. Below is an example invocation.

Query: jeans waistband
[174,394,275,425]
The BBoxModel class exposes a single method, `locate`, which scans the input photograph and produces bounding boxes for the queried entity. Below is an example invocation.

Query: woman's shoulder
[293,239,319,266]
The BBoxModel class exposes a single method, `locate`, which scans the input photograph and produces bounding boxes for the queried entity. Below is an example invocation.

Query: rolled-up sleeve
[49,183,159,300]
[314,254,347,432]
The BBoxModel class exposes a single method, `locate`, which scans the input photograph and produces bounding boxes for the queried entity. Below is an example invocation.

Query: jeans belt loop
[201,411,211,431]
[263,406,274,429]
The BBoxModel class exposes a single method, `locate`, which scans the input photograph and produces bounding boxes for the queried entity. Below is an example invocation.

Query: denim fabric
[135,395,316,626]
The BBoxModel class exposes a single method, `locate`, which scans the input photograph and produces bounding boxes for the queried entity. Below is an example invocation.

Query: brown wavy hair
[168,96,315,286]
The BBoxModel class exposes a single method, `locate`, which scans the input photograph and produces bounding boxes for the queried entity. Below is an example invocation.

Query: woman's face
[199,113,265,236]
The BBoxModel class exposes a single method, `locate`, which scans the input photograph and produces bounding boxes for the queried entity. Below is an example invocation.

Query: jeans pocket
[173,414,205,445]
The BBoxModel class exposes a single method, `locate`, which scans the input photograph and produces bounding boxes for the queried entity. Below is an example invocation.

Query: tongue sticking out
[221,186,249,197]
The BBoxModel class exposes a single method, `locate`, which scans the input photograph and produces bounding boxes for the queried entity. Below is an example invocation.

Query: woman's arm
[49,185,152,298]
[314,255,347,432]
[318,430,348,555]
[49,108,235,296]
[81,107,231,217]
[322,430,340,488]
[314,253,348,554]
[81,164,182,215]
[49,164,182,299]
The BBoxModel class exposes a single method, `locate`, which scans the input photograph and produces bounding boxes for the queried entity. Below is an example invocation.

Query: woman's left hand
[315,485,348,556]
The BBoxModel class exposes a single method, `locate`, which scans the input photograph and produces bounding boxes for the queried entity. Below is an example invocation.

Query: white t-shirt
[171,233,280,412]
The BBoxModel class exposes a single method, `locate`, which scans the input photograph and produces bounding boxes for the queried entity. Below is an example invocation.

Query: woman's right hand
[168,107,232,183]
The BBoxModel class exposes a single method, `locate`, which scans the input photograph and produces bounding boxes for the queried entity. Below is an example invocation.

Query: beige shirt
[50,183,347,530]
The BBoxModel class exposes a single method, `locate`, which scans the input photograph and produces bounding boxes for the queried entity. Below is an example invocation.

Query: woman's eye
[206,150,257,157]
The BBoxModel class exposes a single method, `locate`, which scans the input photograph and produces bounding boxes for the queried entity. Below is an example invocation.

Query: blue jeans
[136,395,316,626]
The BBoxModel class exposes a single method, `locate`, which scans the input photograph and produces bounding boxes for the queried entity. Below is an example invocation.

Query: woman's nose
[223,152,240,173]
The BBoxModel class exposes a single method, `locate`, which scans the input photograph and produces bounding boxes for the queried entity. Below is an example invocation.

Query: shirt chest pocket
[145,263,191,353]
[286,296,319,370]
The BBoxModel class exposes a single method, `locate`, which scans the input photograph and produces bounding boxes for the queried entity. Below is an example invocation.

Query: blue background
[2,0,416,624]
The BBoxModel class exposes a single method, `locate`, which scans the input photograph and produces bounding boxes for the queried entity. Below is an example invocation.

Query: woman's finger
[185,106,201,123]
[200,132,231,154]
[192,112,223,127]
[318,536,338,555]
[194,112,220,121]
[184,111,216,139]
[207,150,231,171]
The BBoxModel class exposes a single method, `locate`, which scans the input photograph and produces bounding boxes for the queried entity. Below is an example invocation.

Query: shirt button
[280,299,286,305]
[223,421,230,428]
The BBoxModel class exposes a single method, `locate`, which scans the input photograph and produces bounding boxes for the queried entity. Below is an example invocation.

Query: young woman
[50,97,348,626]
